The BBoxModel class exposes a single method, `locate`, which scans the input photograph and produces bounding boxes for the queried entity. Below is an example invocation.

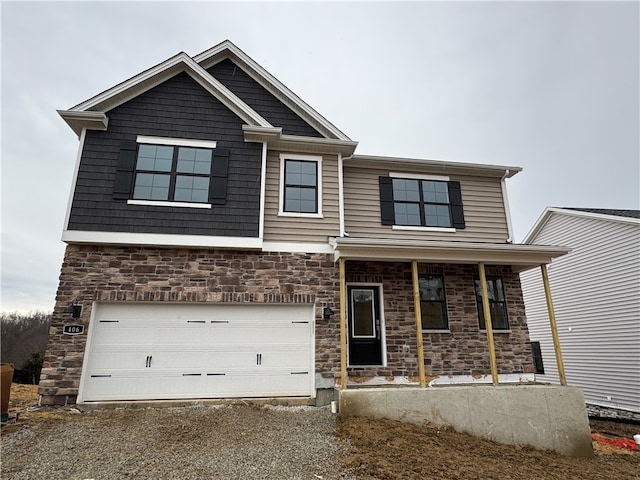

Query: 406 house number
[63,325,84,336]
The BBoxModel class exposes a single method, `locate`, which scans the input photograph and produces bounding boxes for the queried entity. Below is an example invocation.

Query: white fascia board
[522,207,555,244]
[70,52,191,111]
[62,230,262,249]
[347,155,521,178]
[57,111,108,136]
[523,207,640,244]
[194,41,352,141]
[65,52,271,129]
[243,125,358,155]
[329,237,569,271]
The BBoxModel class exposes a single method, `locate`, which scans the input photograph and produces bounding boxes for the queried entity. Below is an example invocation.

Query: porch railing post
[411,260,427,387]
[339,257,348,389]
[478,262,499,385]
[540,263,567,386]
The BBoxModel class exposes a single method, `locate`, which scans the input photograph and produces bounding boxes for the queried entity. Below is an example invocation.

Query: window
[530,341,545,374]
[279,154,322,216]
[474,276,509,330]
[133,145,213,203]
[378,176,465,229]
[392,179,451,227]
[419,274,449,330]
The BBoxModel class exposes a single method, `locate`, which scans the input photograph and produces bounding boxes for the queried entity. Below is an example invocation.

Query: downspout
[501,169,514,243]
[338,153,345,237]
[258,142,267,241]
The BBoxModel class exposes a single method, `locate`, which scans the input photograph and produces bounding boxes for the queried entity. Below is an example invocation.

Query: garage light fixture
[323,306,334,319]
[64,301,82,318]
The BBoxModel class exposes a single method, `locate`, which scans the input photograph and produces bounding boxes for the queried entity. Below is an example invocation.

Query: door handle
[145,356,149,368]
[256,353,262,365]
[149,355,152,367]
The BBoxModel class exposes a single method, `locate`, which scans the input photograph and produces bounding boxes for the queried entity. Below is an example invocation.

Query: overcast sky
[1,1,638,313]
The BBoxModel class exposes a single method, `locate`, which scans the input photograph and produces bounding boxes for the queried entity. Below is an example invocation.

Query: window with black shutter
[113,139,227,205]
[378,176,465,228]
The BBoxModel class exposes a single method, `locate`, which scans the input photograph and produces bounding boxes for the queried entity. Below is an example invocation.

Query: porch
[330,238,593,457]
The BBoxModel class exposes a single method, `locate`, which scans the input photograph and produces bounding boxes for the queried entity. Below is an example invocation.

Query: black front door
[347,286,383,366]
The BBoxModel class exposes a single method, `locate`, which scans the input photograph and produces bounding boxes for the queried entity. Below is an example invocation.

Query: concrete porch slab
[339,385,593,457]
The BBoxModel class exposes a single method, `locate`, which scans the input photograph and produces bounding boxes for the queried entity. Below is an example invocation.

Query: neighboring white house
[520,208,640,420]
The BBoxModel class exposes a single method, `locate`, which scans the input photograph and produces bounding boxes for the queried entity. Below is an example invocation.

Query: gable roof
[58,51,272,136]
[58,40,350,141]
[563,208,640,219]
[193,40,350,141]
[523,207,640,244]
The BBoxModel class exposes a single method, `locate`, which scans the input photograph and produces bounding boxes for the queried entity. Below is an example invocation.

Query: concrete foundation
[339,385,594,457]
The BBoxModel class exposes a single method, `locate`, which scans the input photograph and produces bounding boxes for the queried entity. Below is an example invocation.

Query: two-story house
[40,40,568,406]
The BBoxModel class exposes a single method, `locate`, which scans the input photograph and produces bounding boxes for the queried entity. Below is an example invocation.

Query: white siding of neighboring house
[520,211,640,413]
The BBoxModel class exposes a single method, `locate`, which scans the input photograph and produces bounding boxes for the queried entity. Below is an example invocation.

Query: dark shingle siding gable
[207,59,323,138]
[564,208,640,219]
[68,72,262,237]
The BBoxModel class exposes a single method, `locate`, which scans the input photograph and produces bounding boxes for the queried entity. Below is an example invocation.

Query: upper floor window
[393,178,452,227]
[419,274,449,330]
[475,276,509,330]
[113,136,229,207]
[133,145,213,203]
[279,154,322,217]
[379,175,465,229]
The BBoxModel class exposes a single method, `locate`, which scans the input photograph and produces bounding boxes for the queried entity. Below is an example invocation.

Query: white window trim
[392,225,456,233]
[136,135,217,149]
[278,153,323,218]
[127,200,211,209]
[389,172,450,181]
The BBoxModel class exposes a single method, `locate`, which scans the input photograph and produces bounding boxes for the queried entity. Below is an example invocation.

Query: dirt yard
[3,384,639,479]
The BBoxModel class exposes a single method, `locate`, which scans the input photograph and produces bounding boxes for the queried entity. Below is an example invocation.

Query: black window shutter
[447,180,466,229]
[113,141,138,200]
[379,176,395,225]
[209,147,229,205]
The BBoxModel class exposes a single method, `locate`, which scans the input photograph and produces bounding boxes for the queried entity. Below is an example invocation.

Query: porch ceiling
[329,237,570,273]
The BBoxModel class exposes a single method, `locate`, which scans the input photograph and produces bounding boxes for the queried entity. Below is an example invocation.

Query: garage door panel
[80,303,314,402]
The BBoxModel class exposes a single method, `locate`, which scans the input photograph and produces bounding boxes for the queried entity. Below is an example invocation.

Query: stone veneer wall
[40,245,534,404]
[345,261,534,380]
[39,244,341,404]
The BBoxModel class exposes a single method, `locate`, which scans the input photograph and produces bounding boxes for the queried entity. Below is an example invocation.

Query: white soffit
[194,40,352,142]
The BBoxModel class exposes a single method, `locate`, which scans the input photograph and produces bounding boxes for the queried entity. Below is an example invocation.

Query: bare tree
[1,311,51,383]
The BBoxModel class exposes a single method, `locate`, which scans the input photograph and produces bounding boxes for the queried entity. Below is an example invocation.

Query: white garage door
[79,303,314,402]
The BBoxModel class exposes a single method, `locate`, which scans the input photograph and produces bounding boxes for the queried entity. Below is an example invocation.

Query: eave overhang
[243,125,358,156]
[329,237,569,273]
[346,155,522,179]
[56,111,108,136]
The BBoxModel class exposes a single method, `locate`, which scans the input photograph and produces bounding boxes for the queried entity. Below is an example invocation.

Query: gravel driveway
[1,404,354,480]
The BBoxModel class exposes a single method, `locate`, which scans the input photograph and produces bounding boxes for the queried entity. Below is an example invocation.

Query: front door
[347,286,384,366]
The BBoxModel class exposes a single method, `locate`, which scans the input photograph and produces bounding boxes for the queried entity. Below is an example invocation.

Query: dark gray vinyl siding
[67,72,261,237]
[207,59,323,138]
